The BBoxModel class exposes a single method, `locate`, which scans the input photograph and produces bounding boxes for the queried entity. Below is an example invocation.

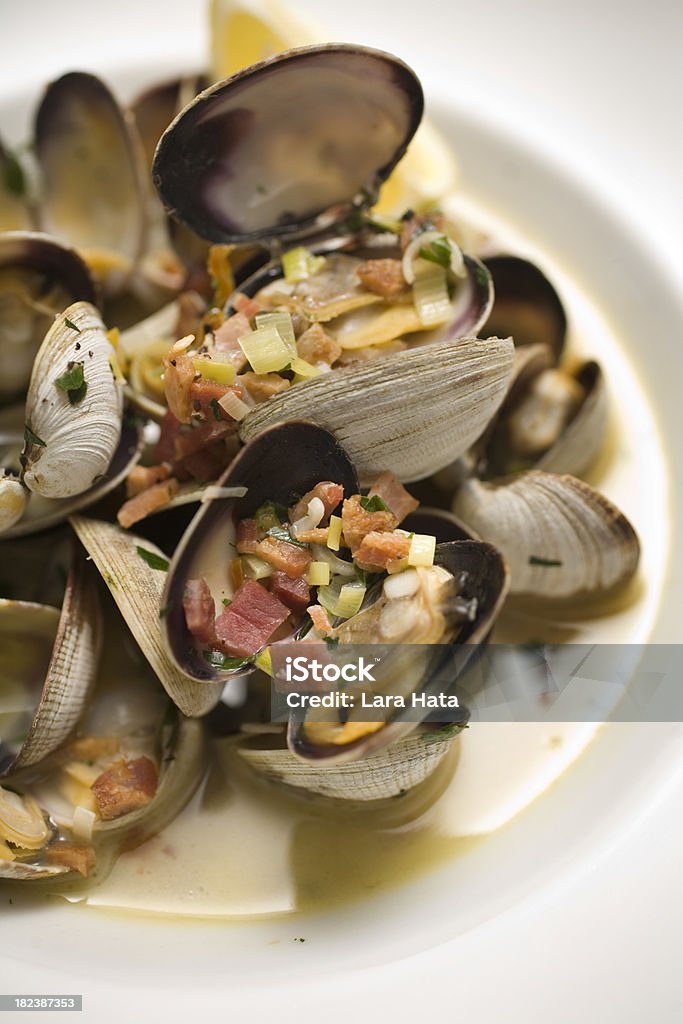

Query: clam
[0,231,95,400]
[69,515,225,717]
[481,255,567,359]
[0,542,101,779]
[477,344,608,479]
[160,421,359,687]
[22,301,124,500]
[452,471,640,597]
[34,72,147,298]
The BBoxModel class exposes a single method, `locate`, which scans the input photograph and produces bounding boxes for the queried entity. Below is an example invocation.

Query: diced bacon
[357,258,407,299]
[155,411,181,464]
[125,463,171,499]
[353,530,411,571]
[296,323,342,366]
[173,419,235,460]
[213,312,250,370]
[289,482,344,524]
[213,579,290,656]
[61,736,120,762]
[270,571,311,612]
[368,471,419,523]
[307,604,332,635]
[294,527,329,545]
[257,536,312,578]
[183,577,216,644]
[177,445,233,483]
[91,757,158,821]
[45,841,96,877]
[233,292,262,318]
[117,478,179,529]
[240,372,291,403]
[163,352,196,423]
[236,518,261,555]
[174,291,205,339]
[341,494,398,552]
[188,377,232,419]
[400,211,445,251]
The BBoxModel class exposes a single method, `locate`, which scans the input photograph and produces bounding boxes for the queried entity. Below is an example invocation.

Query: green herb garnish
[159,601,174,619]
[418,236,453,270]
[529,555,563,567]
[266,526,308,548]
[55,361,87,405]
[202,650,254,670]
[360,494,390,514]
[222,597,232,607]
[255,501,286,532]
[209,397,223,422]
[136,546,169,572]
[23,424,46,447]
[63,317,81,334]
[423,722,468,744]
[2,149,25,197]
[324,636,340,649]
[475,264,491,288]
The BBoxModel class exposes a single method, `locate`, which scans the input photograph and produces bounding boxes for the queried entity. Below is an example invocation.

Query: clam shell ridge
[161,420,360,683]
[452,471,640,597]
[287,539,509,766]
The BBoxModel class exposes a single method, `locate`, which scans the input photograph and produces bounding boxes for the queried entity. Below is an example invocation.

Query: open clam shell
[35,72,147,298]
[161,421,360,685]
[452,471,640,597]
[0,543,101,778]
[239,336,515,483]
[287,539,508,767]
[238,725,464,802]
[0,231,95,400]
[481,255,567,360]
[153,44,423,245]
[69,515,225,718]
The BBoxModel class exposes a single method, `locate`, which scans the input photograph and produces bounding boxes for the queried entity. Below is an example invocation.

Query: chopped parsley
[23,424,46,448]
[418,236,453,270]
[136,546,169,572]
[209,397,223,422]
[222,597,232,607]
[55,361,87,405]
[423,721,469,744]
[266,525,308,548]
[529,555,563,567]
[360,494,390,514]
[202,650,254,671]
[63,317,81,334]
[2,149,25,197]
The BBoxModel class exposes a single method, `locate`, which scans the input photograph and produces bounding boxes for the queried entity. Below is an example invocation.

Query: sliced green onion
[412,264,451,327]
[282,246,326,284]
[402,229,466,285]
[238,326,292,374]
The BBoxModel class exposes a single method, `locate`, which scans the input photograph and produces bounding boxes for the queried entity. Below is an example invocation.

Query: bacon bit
[174,291,205,340]
[230,557,245,590]
[296,323,342,366]
[368,471,419,523]
[289,482,344,524]
[188,377,232,418]
[270,571,310,612]
[294,527,329,545]
[91,757,158,821]
[178,445,233,483]
[183,577,216,644]
[61,736,120,762]
[45,841,96,878]
[213,312,250,370]
[353,531,411,571]
[155,411,181,464]
[400,211,445,251]
[257,536,312,578]
[117,478,179,529]
[173,419,235,460]
[163,351,196,423]
[214,579,290,656]
[125,463,171,499]
[357,259,408,299]
[341,494,398,552]
[233,292,262,319]
[240,372,291,403]
[236,518,261,555]
[307,604,332,635]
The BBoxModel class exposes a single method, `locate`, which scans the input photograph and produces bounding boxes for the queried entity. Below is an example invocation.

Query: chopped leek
[241,554,273,580]
[407,533,436,567]
[412,263,451,327]
[255,501,285,532]
[327,514,342,552]
[254,311,296,357]
[282,246,326,284]
[218,390,251,421]
[336,582,366,618]
[254,647,273,676]
[193,358,236,386]
[307,561,331,587]
[238,326,291,374]
[290,356,323,381]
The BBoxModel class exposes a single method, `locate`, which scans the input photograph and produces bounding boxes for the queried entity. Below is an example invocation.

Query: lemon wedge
[209,0,458,215]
